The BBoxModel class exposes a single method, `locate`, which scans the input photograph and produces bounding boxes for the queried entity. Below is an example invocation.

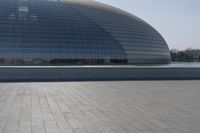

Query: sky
[95,0,200,50]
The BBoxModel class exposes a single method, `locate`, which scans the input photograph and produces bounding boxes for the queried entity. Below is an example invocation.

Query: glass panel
[0,0,127,65]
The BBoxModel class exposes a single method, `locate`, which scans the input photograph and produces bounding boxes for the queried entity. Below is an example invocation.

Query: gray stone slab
[0,81,200,133]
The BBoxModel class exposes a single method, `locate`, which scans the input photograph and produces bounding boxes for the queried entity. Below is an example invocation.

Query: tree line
[170,48,200,62]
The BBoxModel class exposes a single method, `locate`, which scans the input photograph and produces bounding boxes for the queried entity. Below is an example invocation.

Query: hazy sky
[95,0,200,50]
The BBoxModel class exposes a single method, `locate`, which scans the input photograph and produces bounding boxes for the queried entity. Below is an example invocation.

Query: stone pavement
[0,81,200,133]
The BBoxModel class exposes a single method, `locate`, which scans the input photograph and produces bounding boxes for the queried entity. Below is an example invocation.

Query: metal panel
[67,0,171,64]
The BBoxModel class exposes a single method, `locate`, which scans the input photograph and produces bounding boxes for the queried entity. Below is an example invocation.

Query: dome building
[0,0,171,65]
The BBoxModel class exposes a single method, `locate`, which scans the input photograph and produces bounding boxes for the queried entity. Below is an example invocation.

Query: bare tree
[170,48,200,62]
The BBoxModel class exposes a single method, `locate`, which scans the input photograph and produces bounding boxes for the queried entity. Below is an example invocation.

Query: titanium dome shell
[0,0,171,65]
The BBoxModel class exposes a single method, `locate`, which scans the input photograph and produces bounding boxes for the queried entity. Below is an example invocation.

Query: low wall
[0,66,200,81]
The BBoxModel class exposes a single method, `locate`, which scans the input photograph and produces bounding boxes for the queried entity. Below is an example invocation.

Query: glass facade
[0,0,170,65]
[0,0,127,65]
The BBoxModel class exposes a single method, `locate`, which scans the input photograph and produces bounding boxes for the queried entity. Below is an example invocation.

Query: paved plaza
[0,81,200,133]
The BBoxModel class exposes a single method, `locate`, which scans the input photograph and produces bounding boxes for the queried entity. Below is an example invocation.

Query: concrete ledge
[0,66,200,81]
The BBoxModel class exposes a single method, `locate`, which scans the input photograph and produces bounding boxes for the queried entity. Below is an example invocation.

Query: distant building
[0,0,171,65]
